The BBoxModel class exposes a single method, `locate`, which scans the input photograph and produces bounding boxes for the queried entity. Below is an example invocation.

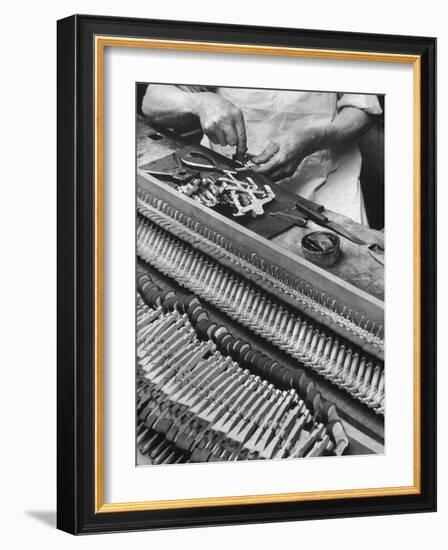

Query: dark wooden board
[139,151,311,239]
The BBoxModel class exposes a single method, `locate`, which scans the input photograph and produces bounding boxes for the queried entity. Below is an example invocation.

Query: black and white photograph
[135,83,385,466]
[52,11,436,536]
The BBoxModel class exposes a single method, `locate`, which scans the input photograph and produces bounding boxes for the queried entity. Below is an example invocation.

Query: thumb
[234,114,247,155]
[251,142,280,164]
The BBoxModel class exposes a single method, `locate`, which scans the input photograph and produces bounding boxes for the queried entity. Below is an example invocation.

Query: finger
[206,132,219,145]
[223,124,238,147]
[234,113,247,155]
[268,169,290,182]
[268,164,296,181]
[251,154,282,175]
[251,142,279,165]
[206,125,227,147]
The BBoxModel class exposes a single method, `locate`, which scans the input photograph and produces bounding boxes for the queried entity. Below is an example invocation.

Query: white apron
[202,88,380,225]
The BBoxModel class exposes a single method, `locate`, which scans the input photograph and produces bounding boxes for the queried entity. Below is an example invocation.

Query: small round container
[301,231,341,268]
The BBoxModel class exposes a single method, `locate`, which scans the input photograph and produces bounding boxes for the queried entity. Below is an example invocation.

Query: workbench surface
[137,117,384,301]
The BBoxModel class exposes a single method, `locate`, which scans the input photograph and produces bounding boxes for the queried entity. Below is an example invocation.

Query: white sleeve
[337,93,382,115]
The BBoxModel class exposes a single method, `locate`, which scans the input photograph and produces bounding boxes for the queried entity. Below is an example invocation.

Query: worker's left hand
[251,124,324,181]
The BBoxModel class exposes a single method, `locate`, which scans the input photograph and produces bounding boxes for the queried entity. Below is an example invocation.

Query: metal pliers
[179,151,237,176]
[143,168,195,185]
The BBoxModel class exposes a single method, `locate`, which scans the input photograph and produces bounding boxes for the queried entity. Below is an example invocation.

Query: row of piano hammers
[136,204,385,416]
[137,270,349,464]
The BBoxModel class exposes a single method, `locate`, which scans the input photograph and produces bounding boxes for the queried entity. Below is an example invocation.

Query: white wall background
[0,0,444,547]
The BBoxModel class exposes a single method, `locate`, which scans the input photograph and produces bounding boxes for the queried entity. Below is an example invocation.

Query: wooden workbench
[136,118,385,453]
[137,116,384,301]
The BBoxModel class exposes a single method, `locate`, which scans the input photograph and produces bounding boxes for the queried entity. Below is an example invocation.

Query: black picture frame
[57,14,436,534]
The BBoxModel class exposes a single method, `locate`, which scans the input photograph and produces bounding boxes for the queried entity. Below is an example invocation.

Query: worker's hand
[251,124,325,181]
[193,93,247,156]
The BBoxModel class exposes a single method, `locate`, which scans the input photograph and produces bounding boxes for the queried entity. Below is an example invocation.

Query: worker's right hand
[193,93,247,156]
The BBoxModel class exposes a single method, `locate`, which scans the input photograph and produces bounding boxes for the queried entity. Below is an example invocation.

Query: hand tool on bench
[295,197,385,266]
[269,211,308,228]
[142,168,197,184]
[179,150,238,177]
